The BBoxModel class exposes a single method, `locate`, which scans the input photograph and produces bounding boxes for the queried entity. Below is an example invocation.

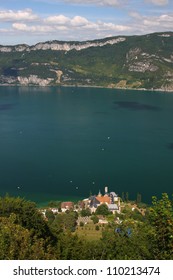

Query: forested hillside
[0,193,173,260]
[0,32,173,90]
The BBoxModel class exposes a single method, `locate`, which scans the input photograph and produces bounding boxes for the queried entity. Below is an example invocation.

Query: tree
[125,192,129,202]
[95,225,99,231]
[149,193,173,259]
[51,211,77,234]
[0,214,55,260]
[45,209,55,224]
[91,215,99,224]
[101,220,153,260]
[95,204,110,216]
[47,201,61,208]
[0,195,55,240]
[56,233,86,260]
[121,192,125,202]
[136,193,142,204]
[80,239,107,260]
[80,208,91,217]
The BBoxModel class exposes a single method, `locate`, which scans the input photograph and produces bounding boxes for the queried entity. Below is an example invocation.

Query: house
[61,201,74,212]
[50,208,59,214]
[83,186,121,214]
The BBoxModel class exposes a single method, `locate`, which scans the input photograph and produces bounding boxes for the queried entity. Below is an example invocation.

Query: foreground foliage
[0,193,173,260]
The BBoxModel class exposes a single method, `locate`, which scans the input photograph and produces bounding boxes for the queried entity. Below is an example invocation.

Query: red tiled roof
[95,196,111,204]
[61,202,74,209]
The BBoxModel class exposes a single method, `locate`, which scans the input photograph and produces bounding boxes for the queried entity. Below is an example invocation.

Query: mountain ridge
[0,37,126,52]
[0,31,173,91]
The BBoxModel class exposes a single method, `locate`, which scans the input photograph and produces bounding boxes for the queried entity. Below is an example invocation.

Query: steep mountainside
[0,32,173,90]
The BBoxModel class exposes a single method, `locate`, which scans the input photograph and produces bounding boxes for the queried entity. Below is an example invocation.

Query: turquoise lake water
[0,86,173,205]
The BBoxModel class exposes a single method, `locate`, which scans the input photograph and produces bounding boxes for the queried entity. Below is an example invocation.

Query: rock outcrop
[0,37,125,53]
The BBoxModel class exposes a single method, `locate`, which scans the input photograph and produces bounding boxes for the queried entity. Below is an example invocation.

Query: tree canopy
[149,193,173,259]
[95,204,110,216]
[0,195,54,239]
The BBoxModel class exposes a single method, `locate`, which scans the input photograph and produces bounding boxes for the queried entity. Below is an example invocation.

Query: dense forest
[0,193,173,260]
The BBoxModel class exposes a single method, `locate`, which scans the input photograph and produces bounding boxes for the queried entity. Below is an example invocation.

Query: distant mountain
[0,32,173,91]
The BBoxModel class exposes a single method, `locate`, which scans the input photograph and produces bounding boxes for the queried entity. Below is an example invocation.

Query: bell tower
[104,186,108,195]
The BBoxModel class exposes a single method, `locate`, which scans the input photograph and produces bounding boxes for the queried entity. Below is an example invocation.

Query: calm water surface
[0,86,173,204]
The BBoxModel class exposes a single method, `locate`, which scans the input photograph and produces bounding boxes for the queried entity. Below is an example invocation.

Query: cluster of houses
[41,186,121,217]
[82,186,121,214]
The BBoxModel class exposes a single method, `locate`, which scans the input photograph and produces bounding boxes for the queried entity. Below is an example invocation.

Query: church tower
[98,190,102,197]
[104,186,108,196]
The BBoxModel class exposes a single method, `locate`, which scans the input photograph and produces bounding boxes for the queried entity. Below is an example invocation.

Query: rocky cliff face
[0,37,125,53]
[127,48,159,72]
[17,75,53,86]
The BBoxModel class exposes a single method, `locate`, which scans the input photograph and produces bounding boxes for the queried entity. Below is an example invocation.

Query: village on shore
[40,186,146,228]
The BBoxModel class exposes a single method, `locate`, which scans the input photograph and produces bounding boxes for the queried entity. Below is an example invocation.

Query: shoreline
[61,84,173,93]
[0,83,173,93]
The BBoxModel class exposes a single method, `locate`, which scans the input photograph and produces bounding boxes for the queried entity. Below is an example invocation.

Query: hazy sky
[0,0,173,45]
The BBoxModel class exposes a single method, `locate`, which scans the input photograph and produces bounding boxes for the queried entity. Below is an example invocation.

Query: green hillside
[0,32,173,90]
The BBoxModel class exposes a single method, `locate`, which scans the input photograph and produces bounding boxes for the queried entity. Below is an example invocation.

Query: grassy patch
[75,221,103,240]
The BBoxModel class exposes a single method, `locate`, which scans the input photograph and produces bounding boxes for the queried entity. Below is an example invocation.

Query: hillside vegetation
[0,193,173,260]
[0,32,173,90]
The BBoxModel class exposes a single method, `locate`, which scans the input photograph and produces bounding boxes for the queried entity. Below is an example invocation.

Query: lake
[0,86,173,205]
